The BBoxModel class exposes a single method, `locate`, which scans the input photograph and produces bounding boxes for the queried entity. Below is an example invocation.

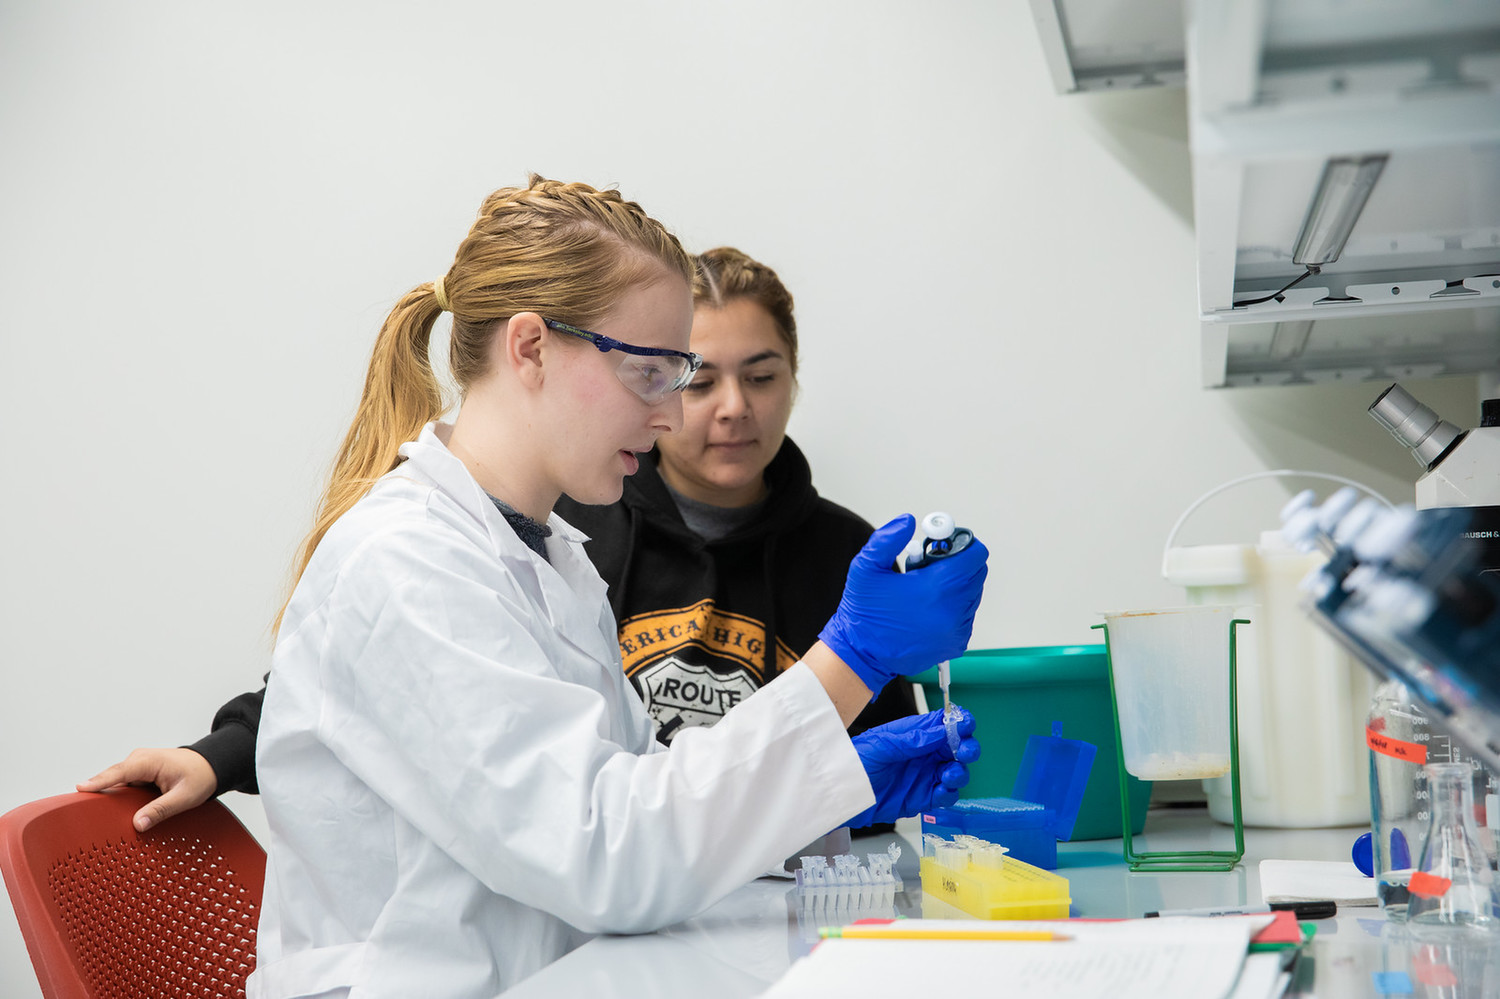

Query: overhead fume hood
[1030,0,1500,388]
[1030,0,1185,93]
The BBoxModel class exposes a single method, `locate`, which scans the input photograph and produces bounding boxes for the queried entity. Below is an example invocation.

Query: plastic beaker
[1095,606,1246,871]
[1102,606,1235,782]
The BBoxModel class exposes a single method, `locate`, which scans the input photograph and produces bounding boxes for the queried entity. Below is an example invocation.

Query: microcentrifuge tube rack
[793,846,906,942]
[795,846,903,894]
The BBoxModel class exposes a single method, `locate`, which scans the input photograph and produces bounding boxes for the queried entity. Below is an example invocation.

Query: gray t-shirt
[662,481,769,542]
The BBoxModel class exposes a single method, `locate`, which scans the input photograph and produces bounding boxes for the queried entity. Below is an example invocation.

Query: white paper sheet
[1258,859,1378,906]
[759,917,1270,999]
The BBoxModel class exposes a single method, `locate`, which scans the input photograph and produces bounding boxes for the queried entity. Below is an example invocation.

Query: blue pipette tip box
[920,721,1096,870]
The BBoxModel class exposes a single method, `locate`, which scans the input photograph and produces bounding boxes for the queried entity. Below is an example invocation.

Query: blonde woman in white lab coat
[247,176,987,998]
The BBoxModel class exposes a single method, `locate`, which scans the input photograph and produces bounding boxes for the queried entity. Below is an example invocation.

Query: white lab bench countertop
[502,807,1500,998]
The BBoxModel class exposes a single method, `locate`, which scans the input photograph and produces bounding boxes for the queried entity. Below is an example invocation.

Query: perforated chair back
[0,787,265,999]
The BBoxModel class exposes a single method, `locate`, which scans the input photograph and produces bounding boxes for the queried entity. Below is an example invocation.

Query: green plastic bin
[908,645,1151,841]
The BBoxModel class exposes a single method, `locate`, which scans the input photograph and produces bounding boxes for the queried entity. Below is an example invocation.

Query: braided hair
[691,247,798,376]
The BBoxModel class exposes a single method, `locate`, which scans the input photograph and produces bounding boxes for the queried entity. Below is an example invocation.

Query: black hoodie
[554,436,917,745]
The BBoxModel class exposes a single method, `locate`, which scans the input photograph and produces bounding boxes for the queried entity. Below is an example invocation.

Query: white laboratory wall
[0,2,1479,995]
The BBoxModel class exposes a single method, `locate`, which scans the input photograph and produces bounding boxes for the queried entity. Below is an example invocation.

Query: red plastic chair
[0,787,265,999]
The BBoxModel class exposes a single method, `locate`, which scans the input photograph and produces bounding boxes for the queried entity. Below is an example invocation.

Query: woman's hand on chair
[77,747,217,832]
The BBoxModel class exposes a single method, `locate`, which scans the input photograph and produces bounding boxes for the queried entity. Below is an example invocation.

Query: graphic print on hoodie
[619,599,801,741]
[555,437,917,745]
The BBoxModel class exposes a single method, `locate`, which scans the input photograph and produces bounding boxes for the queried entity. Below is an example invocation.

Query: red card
[1250,910,1303,945]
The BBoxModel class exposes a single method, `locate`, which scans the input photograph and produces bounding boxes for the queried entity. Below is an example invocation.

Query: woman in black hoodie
[554,247,917,745]
[80,248,917,830]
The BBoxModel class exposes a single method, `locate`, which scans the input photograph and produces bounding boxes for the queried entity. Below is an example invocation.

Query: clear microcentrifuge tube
[938,661,962,755]
[935,841,971,870]
[797,855,828,888]
[971,844,1009,870]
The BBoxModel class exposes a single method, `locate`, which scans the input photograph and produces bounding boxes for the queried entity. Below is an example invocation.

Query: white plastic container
[1162,471,1384,828]
[1102,606,1235,782]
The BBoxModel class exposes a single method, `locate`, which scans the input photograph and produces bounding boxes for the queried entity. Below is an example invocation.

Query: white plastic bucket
[1161,470,1389,828]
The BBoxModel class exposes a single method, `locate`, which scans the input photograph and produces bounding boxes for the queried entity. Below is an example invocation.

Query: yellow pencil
[819,927,1072,941]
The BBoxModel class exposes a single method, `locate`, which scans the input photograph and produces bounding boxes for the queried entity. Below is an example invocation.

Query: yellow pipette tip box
[919,852,1071,920]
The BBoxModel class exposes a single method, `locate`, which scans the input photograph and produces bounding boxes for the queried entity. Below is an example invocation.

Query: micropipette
[904,512,975,754]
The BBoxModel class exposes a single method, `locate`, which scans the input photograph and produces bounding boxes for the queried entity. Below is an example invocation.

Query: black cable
[1233,266,1319,307]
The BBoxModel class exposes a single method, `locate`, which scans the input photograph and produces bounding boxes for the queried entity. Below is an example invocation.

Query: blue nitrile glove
[817,514,988,694]
[847,708,981,828]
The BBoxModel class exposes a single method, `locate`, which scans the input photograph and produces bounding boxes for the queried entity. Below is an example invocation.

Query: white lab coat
[248,423,873,999]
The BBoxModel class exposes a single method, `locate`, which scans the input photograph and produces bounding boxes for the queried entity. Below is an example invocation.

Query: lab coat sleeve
[290,521,874,936]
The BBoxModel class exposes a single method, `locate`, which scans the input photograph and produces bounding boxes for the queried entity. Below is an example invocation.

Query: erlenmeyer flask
[1407,762,1499,929]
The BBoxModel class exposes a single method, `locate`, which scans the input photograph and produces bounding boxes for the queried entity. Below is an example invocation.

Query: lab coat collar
[395,422,608,618]
[396,422,583,541]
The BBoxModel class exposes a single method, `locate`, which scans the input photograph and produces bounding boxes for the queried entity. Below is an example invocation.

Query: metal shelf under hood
[1030,0,1500,388]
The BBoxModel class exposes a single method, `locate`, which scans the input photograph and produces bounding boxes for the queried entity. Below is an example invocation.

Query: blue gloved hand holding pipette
[818,513,988,695]
[847,707,981,827]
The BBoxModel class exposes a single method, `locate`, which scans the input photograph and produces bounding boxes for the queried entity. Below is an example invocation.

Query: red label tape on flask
[1367,726,1428,764]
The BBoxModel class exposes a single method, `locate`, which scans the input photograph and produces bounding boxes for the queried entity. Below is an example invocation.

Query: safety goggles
[543,318,703,404]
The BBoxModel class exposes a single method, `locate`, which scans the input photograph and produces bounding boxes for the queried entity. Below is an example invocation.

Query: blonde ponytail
[273,176,692,637]
[273,284,446,634]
